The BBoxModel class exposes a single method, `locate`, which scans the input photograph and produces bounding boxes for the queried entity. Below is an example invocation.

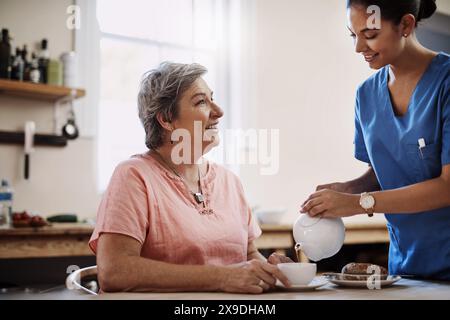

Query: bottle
[0,28,11,79]
[0,179,14,227]
[21,44,31,81]
[0,203,8,227]
[29,53,40,83]
[60,51,77,87]
[11,47,24,81]
[47,59,63,86]
[38,39,50,84]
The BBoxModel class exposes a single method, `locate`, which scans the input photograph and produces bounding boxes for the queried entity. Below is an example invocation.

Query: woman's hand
[267,253,294,264]
[300,189,361,218]
[219,259,291,294]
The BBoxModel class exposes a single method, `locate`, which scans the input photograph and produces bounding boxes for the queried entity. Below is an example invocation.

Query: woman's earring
[170,129,174,145]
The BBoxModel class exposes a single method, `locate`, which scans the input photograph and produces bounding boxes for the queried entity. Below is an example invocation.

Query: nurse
[300,0,450,280]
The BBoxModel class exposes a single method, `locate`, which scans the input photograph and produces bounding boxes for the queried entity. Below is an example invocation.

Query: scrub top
[354,52,450,280]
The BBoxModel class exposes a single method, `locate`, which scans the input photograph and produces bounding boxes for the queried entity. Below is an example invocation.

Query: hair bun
[418,0,437,21]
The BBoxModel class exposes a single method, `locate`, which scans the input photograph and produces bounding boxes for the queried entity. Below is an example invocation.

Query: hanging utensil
[62,99,79,140]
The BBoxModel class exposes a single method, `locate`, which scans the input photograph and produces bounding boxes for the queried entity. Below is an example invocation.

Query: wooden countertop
[0,221,388,259]
[0,223,94,236]
[0,219,386,236]
[256,219,389,254]
[0,223,95,259]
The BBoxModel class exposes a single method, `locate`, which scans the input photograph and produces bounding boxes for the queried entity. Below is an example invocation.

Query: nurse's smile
[364,53,379,63]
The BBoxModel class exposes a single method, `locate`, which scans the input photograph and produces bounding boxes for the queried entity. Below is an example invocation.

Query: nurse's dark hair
[346,0,437,25]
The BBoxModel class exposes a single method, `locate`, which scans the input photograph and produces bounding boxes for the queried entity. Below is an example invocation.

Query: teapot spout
[294,243,303,262]
[299,242,326,262]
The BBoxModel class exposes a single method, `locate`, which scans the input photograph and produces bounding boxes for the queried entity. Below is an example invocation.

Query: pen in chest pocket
[418,138,426,159]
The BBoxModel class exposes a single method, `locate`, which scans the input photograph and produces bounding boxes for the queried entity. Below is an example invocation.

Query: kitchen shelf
[0,79,85,101]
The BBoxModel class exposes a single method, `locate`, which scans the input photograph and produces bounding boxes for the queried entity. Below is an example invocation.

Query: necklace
[153,151,214,215]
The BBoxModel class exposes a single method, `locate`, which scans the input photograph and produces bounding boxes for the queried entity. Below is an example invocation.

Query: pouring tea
[293,214,345,261]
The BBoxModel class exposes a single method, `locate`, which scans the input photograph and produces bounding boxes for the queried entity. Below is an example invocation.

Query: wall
[238,0,385,224]
[437,0,450,15]
[0,0,100,219]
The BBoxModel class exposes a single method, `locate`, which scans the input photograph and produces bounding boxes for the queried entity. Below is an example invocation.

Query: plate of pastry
[323,262,401,288]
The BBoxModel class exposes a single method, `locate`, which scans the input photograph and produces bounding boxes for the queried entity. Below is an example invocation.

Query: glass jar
[0,202,10,227]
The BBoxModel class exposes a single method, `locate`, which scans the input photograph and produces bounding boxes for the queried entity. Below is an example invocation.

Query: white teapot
[293,214,345,262]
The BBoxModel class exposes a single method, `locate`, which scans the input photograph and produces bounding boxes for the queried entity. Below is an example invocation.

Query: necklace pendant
[193,192,204,204]
[200,208,214,215]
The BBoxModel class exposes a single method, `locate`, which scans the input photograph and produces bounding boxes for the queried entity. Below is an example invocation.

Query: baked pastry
[341,262,388,280]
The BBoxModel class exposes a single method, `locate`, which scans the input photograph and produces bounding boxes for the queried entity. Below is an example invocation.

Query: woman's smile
[205,122,219,131]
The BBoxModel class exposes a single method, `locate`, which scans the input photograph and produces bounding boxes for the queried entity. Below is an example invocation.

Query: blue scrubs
[354,52,450,280]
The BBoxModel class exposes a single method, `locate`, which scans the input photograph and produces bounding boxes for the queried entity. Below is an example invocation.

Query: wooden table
[0,223,94,259]
[254,222,390,262]
[3,278,448,300]
[98,278,450,300]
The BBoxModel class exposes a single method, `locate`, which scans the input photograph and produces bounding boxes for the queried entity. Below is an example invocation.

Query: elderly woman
[89,62,291,293]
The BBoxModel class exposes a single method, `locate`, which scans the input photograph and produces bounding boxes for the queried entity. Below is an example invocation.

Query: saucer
[275,277,328,291]
[323,273,402,288]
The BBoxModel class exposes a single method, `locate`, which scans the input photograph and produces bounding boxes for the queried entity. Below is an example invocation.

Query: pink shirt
[89,152,261,266]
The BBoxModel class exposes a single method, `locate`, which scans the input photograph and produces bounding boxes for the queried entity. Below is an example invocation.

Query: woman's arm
[247,241,267,262]
[97,233,222,292]
[301,164,450,217]
[97,233,291,293]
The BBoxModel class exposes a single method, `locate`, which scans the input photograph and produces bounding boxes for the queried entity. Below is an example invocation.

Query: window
[95,0,234,191]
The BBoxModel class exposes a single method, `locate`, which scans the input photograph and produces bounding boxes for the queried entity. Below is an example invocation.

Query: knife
[24,121,35,180]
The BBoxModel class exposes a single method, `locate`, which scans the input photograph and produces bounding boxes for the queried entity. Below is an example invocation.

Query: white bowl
[293,215,345,262]
[277,263,317,285]
[255,207,286,225]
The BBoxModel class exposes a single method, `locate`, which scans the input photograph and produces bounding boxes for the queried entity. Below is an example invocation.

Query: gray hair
[138,62,207,150]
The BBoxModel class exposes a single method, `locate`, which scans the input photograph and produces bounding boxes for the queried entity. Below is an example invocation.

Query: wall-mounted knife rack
[0,131,67,147]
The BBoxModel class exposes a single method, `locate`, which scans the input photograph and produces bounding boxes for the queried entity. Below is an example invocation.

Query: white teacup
[277,262,317,286]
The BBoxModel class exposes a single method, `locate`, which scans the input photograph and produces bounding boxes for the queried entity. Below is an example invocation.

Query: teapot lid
[299,215,322,227]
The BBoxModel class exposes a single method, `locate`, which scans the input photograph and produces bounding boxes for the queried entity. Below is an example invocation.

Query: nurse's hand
[300,189,361,218]
[316,182,351,193]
